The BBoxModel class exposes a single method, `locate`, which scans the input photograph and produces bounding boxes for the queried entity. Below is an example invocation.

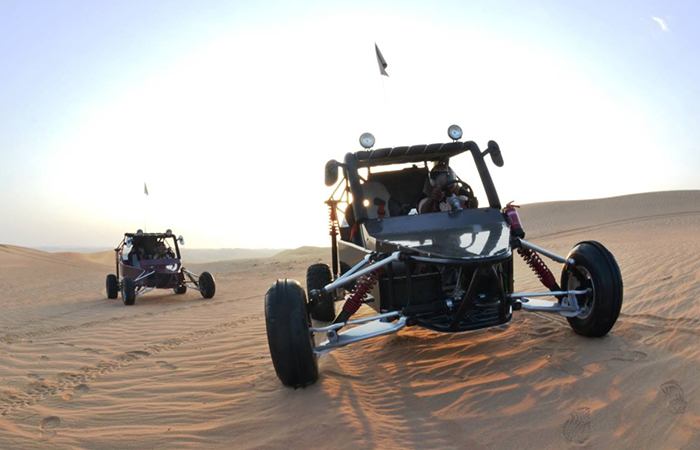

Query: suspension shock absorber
[328,200,340,278]
[334,267,384,324]
[518,247,562,292]
[504,201,561,293]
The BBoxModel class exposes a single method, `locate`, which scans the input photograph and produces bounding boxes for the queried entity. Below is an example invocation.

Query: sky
[1,0,698,249]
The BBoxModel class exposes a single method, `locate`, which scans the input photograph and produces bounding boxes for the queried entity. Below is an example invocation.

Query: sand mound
[55,250,115,266]
[273,246,329,260]
[1,191,699,450]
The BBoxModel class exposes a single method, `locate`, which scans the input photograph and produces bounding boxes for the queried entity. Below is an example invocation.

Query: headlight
[359,132,375,149]
[448,124,462,141]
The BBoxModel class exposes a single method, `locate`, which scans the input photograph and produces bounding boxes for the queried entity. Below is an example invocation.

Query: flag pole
[380,74,388,105]
[375,43,389,104]
[144,182,149,232]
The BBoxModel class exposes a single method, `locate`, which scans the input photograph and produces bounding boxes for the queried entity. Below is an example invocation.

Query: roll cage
[113,232,182,279]
[324,140,504,277]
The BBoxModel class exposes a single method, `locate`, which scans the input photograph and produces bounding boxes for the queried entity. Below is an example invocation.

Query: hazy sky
[1,0,698,249]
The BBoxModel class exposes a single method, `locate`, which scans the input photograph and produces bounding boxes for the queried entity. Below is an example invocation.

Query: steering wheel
[439,179,477,209]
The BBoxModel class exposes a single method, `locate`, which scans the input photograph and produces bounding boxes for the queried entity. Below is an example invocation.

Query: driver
[155,241,174,259]
[418,162,477,213]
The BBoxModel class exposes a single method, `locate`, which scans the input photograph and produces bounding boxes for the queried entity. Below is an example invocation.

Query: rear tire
[121,277,136,306]
[307,263,335,322]
[199,272,216,299]
[265,279,318,388]
[106,274,118,299]
[174,285,187,295]
[561,241,623,337]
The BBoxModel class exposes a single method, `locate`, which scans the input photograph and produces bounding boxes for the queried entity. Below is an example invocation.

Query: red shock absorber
[518,247,561,291]
[334,267,384,323]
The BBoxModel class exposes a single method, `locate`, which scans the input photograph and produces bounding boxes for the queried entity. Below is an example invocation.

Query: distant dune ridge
[1,190,700,449]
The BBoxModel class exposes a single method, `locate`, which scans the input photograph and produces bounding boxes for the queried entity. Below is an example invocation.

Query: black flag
[375,43,389,77]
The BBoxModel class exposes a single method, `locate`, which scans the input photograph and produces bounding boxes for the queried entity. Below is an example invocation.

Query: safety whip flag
[375,43,389,77]
[144,182,149,196]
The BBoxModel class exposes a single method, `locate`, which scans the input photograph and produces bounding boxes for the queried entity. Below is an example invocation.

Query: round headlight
[359,132,375,149]
[448,124,463,141]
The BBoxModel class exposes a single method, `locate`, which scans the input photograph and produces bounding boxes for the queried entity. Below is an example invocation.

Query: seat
[362,181,392,219]
[367,166,429,215]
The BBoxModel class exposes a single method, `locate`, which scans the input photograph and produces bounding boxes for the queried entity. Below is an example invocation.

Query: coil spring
[343,267,384,316]
[518,247,557,290]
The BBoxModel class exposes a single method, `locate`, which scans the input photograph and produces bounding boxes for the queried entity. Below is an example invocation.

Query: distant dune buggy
[265,125,623,388]
[105,230,215,305]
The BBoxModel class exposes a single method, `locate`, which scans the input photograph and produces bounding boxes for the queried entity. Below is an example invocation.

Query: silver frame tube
[134,270,155,282]
[321,252,400,293]
[135,287,154,297]
[519,239,574,265]
[183,269,199,278]
[509,289,589,299]
[310,311,401,333]
[338,254,372,279]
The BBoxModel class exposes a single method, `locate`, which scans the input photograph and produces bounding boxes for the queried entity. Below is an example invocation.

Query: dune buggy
[265,125,623,388]
[105,230,216,305]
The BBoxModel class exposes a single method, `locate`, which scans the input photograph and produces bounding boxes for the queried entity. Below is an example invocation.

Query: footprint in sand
[27,373,44,381]
[660,380,687,414]
[83,348,101,355]
[156,361,177,370]
[611,350,647,363]
[562,407,591,444]
[61,383,90,401]
[39,416,61,439]
[38,355,50,363]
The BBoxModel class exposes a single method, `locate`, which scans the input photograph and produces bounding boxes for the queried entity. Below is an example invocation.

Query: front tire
[106,274,118,299]
[199,272,216,299]
[561,241,623,337]
[121,277,136,306]
[307,264,335,322]
[265,279,319,388]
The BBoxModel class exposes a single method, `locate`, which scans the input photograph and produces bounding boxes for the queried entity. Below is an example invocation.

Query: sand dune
[1,191,700,449]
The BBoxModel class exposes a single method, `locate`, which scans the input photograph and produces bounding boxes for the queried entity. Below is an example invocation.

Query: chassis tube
[344,152,368,223]
[509,289,590,299]
[310,311,402,333]
[321,252,400,294]
[519,239,575,265]
[467,141,501,209]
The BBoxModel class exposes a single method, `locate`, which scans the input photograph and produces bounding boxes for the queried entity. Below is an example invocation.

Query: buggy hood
[364,208,511,261]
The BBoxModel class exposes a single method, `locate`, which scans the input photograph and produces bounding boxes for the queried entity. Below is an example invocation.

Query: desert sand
[1,190,700,449]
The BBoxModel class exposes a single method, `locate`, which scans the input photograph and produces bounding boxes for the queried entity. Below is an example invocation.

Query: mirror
[178,235,185,245]
[487,140,504,167]
[325,159,339,186]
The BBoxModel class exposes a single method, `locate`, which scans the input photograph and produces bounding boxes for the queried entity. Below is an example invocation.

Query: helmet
[429,162,456,189]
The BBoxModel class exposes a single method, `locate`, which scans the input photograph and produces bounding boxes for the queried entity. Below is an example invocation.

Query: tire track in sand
[324,336,459,449]
[0,313,261,418]
[0,295,257,344]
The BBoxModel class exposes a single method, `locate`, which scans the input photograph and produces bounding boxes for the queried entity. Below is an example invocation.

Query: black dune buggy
[265,125,623,388]
[105,230,216,305]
